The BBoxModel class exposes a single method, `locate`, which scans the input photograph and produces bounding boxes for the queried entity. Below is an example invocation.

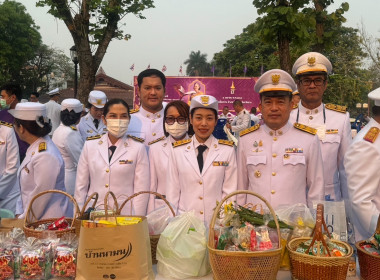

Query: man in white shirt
[226,99,251,139]
[45,88,62,136]
[219,106,235,123]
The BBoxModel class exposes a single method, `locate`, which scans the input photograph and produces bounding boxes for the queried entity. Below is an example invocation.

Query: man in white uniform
[219,106,235,123]
[227,99,250,139]
[290,52,351,202]
[344,87,380,241]
[237,69,324,209]
[127,69,166,146]
[78,90,107,141]
[45,88,62,136]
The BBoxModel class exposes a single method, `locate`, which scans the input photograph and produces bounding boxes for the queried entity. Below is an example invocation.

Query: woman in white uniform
[0,120,19,214]
[166,95,238,225]
[52,99,84,196]
[147,100,192,213]
[75,99,150,215]
[11,102,70,219]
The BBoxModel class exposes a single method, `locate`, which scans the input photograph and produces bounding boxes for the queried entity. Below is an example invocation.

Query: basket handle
[79,192,99,217]
[306,204,331,256]
[117,191,176,217]
[208,190,281,249]
[24,189,80,228]
[103,191,119,218]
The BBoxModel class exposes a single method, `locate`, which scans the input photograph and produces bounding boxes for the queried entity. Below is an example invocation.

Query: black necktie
[94,119,99,129]
[197,145,207,173]
[109,146,116,161]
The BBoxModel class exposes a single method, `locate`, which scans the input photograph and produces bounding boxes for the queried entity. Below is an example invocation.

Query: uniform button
[254,170,261,178]
[151,119,155,123]
[106,169,109,173]
[105,184,109,188]
[157,114,161,118]
[272,153,277,158]
[273,137,277,141]
[146,114,150,117]
[278,131,283,135]
[152,132,156,136]
[271,190,276,194]
[272,172,276,176]
[309,116,313,120]
[200,211,204,215]
[199,196,203,200]
[269,131,274,136]
[306,110,310,114]
[315,109,318,113]
[32,152,35,155]
[199,181,203,185]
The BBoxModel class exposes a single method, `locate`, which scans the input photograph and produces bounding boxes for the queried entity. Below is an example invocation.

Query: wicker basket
[287,204,353,280]
[23,190,79,238]
[118,191,175,264]
[208,190,282,280]
[355,215,380,280]
[74,192,99,236]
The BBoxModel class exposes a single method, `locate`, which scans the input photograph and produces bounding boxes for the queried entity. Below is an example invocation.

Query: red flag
[129,63,135,71]
[147,64,150,69]
[162,65,167,72]
[179,65,183,74]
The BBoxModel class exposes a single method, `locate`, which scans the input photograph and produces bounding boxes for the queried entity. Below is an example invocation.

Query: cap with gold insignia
[368,87,380,106]
[61,98,83,113]
[190,95,218,113]
[292,52,332,76]
[88,90,107,108]
[48,88,60,96]
[254,69,296,97]
[10,102,47,121]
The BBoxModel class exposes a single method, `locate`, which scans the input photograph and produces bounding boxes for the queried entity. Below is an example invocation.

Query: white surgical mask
[106,119,129,138]
[0,98,10,110]
[165,121,188,139]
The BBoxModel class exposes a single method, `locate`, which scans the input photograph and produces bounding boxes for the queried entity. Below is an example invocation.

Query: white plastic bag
[156,211,211,279]
[146,206,172,235]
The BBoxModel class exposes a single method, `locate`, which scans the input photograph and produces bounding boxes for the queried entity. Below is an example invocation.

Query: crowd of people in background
[0,51,379,242]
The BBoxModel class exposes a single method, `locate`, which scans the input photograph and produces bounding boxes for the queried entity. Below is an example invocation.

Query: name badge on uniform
[285,148,303,153]
[326,129,338,134]
[0,141,5,145]
[119,160,133,164]
[213,161,229,166]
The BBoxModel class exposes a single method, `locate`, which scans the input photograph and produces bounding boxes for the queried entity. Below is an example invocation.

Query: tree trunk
[278,32,292,74]
[313,0,324,52]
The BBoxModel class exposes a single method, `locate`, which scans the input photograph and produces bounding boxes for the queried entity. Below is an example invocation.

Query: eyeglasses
[165,117,187,125]
[299,78,326,86]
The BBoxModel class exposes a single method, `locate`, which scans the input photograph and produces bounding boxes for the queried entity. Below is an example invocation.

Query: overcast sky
[19,0,379,85]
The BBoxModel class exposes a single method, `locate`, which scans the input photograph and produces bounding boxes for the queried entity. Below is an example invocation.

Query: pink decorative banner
[133,76,260,112]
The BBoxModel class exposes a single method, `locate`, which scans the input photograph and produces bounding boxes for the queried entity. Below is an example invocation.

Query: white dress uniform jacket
[127,106,165,146]
[147,135,189,213]
[45,100,62,136]
[231,109,251,138]
[52,124,84,196]
[77,112,107,141]
[0,122,20,213]
[344,118,380,241]
[16,136,70,219]
[75,133,150,216]
[166,135,237,225]
[237,122,325,209]
[290,103,351,201]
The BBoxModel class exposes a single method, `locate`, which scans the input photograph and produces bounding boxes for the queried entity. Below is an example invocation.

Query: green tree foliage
[184,51,211,76]
[36,0,154,103]
[0,0,41,84]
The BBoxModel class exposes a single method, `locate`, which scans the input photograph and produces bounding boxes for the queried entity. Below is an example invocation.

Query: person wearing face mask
[166,95,237,226]
[75,99,150,215]
[0,83,29,161]
[52,99,84,196]
[147,100,193,213]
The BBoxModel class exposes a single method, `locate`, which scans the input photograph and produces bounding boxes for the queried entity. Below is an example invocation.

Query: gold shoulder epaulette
[70,125,77,131]
[364,127,380,143]
[325,103,347,113]
[218,139,234,147]
[0,121,13,128]
[293,104,299,109]
[148,136,165,145]
[172,138,192,148]
[294,123,317,135]
[127,135,144,143]
[86,135,101,141]
[240,124,260,137]
[38,142,47,152]
[130,108,139,114]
